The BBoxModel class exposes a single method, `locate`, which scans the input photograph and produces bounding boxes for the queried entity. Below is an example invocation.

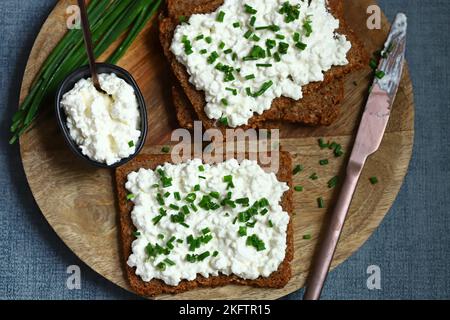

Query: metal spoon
[77,0,107,94]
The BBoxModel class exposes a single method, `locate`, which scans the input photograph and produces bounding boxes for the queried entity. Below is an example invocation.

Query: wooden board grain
[19,0,414,299]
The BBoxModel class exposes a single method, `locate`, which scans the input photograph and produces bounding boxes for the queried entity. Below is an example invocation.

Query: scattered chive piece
[195,34,204,41]
[128,140,134,148]
[163,191,170,198]
[224,48,233,54]
[244,30,253,39]
[369,177,379,185]
[161,146,170,153]
[317,197,325,208]
[328,176,339,189]
[218,41,226,50]
[303,16,313,37]
[246,234,266,251]
[164,258,176,266]
[279,2,300,23]
[194,184,200,191]
[212,250,219,257]
[256,63,272,68]
[303,234,312,240]
[156,262,166,271]
[293,32,300,42]
[318,138,329,149]
[319,159,329,166]
[200,49,207,55]
[176,239,183,244]
[238,226,247,237]
[276,34,285,40]
[219,117,228,126]
[207,51,219,64]
[309,173,318,180]
[199,176,206,180]
[133,231,140,237]
[244,4,257,14]
[274,52,281,62]
[369,59,378,70]
[169,204,179,210]
[251,34,260,42]
[221,98,229,106]
[217,11,225,22]
[226,87,238,96]
[174,192,181,201]
[233,21,241,28]
[294,186,303,192]
[205,36,212,44]
[190,204,198,212]
[157,234,164,240]
[268,220,274,228]
[250,16,256,27]
[375,70,385,79]
[197,251,211,261]
[232,52,238,61]
[201,227,211,235]
[293,164,303,175]
[295,41,307,50]
[126,193,135,201]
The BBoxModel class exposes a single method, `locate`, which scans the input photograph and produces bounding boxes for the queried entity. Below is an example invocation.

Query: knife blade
[303,13,407,300]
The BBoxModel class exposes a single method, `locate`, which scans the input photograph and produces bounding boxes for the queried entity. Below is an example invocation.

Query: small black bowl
[55,63,148,169]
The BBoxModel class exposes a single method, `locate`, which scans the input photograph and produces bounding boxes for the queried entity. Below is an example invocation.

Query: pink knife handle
[303,159,366,300]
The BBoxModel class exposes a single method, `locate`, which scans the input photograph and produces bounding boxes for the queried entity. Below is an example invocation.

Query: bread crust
[159,0,369,130]
[116,152,294,297]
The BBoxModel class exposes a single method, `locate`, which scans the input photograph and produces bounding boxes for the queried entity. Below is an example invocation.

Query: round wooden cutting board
[19,0,414,300]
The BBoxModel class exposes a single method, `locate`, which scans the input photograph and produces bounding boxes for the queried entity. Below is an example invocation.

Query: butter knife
[303,13,408,300]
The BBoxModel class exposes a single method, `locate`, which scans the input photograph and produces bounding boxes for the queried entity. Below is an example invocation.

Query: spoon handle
[77,0,101,91]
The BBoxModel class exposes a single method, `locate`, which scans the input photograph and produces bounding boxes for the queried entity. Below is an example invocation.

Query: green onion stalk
[10,0,163,144]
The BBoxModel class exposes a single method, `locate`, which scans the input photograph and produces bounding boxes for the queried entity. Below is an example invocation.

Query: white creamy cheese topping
[171,0,351,127]
[61,73,141,165]
[126,159,290,286]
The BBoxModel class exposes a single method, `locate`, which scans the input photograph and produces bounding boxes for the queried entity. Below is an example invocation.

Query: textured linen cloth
[0,0,449,299]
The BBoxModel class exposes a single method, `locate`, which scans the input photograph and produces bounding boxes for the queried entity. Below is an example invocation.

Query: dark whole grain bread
[116,152,294,297]
[160,0,369,130]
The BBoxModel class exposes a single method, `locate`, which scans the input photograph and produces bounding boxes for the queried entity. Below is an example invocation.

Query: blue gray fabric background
[0,0,449,300]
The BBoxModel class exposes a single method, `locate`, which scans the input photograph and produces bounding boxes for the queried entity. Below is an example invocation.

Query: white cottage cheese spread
[171,0,352,127]
[126,159,290,286]
[61,73,141,165]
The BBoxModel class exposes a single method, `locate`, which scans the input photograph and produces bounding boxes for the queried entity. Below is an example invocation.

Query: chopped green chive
[293,32,300,42]
[195,34,204,41]
[126,193,135,201]
[212,250,219,257]
[161,146,170,153]
[128,140,135,148]
[309,173,318,180]
[279,2,300,23]
[294,186,303,192]
[199,176,206,180]
[194,184,200,191]
[293,164,303,175]
[319,159,329,166]
[207,51,219,64]
[179,16,188,24]
[244,4,257,14]
[275,34,286,40]
[233,21,241,28]
[163,191,170,198]
[251,34,261,42]
[303,234,312,240]
[219,117,228,126]
[268,220,274,228]
[157,234,164,240]
[221,98,229,106]
[133,231,140,237]
[200,49,207,55]
[169,204,179,210]
[328,176,339,189]
[197,251,211,261]
[156,262,166,271]
[256,63,272,68]
[164,258,176,266]
[244,30,253,39]
[201,227,211,235]
[318,138,329,149]
[205,36,212,44]
[274,52,281,62]
[369,59,378,70]
[375,70,385,79]
[249,16,256,27]
[217,11,225,23]
[278,42,289,54]
[224,48,233,54]
[238,226,247,237]
[317,197,325,208]
[303,16,313,37]
[246,234,266,251]
[256,25,280,31]
[295,41,307,50]
[226,87,238,95]
[369,177,379,185]
[174,192,181,201]
[218,41,226,50]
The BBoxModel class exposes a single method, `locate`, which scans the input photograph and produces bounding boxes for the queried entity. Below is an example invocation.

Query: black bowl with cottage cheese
[55,63,148,169]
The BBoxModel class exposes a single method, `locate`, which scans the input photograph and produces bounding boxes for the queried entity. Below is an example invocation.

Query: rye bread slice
[116,152,294,297]
[159,0,368,129]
